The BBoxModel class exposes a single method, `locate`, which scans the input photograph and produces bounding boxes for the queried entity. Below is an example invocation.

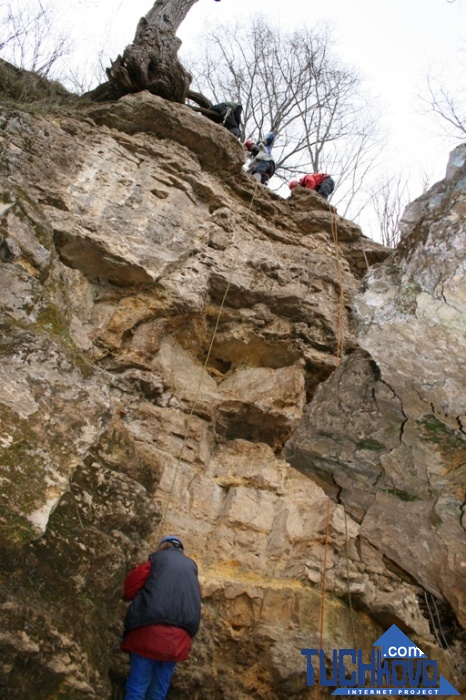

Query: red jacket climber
[289,174,335,200]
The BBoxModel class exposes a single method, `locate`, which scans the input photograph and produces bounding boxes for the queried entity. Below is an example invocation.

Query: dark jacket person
[210,101,243,138]
[121,535,201,700]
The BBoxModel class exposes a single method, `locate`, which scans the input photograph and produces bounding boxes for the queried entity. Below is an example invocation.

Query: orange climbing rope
[156,187,356,685]
[329,201,345,363]
[319,497,332,651]
[344,510,357,648]
[317,201,354,685]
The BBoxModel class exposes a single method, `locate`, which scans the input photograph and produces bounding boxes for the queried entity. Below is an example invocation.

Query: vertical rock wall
[0,92,463,699]
[285,145,466,679]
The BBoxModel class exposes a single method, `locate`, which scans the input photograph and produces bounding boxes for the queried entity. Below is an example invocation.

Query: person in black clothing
[209,101,243,138]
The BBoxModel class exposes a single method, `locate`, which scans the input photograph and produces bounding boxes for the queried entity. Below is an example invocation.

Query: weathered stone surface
[355,144,466,626]
[285,145,466,649]
[86,91,246,176]
[0,90,462,700]
[217,366,306,447]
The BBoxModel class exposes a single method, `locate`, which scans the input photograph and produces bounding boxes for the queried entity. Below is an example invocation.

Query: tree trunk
[86,0,201,103]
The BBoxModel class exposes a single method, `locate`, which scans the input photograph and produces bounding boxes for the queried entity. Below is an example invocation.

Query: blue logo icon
[301,624,460,695]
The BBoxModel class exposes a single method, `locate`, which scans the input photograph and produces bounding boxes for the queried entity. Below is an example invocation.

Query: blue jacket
[123,549,201,638]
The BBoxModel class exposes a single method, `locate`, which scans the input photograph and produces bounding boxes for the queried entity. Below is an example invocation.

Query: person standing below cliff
[289,173,335,200]
[244,132,276,186]
[120,535,201,700]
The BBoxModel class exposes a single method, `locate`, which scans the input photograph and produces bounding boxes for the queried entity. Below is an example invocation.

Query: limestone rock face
[0,91,463,700]
[285,145,466,646]
[355,145,466,626]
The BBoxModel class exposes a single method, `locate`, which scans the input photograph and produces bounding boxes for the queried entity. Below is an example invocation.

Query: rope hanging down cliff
[155,183,358,668]
[156,181,260,537]
[317,202,357,682]
[329,200,345,364]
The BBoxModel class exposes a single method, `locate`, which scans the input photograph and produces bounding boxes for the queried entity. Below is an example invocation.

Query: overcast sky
[31,0,466,239]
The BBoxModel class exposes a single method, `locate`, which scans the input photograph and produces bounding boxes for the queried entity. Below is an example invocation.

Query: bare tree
[424,70,466,140]
[367,175,412,248]
[185,17,383,215]
[63,50,107,96]
[0,0,71,77]
[86,0,206,103]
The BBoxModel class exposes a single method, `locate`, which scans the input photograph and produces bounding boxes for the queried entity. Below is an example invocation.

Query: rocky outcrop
[0,91,463,699]
[285,144,466,660]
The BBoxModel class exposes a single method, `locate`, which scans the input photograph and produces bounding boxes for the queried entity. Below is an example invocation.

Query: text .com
[386,646,424,658]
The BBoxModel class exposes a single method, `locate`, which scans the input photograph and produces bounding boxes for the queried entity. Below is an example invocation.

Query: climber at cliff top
[245,132,276,186]
[289,174,335,200]
[120,535,201,700]
[208,101,243,138]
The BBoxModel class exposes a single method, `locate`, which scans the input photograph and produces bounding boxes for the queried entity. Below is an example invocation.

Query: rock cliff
[0,90,464,699]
